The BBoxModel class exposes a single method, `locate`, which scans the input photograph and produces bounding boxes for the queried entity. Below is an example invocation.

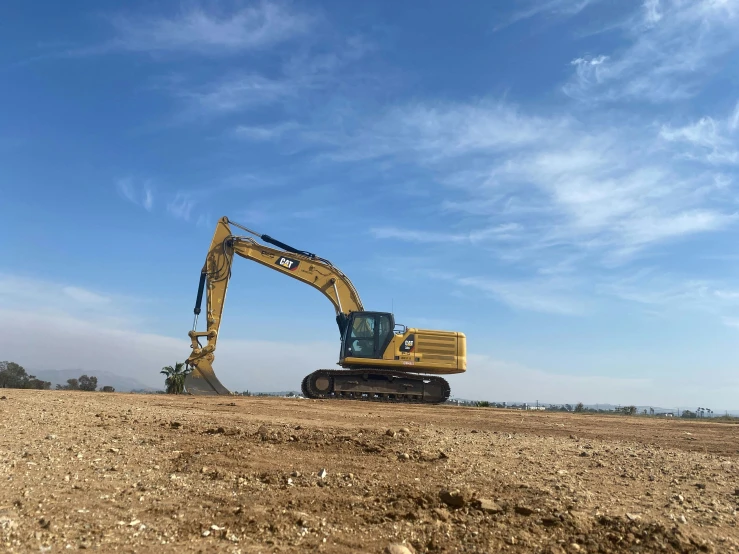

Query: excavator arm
[184,216,363,395]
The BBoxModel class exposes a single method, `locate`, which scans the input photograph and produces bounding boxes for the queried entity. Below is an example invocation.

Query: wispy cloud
[116,177,154,211]
[455,275,586,315]
[177,74,298,117]
[563,0,739,103]
[599,269,739,324]
[660,103,739,165]
[232,121,301,141]
[167,191,198,222]
[318,99,737,265]
[381,263,586,316]
[165,35,372,120]
[105,1,315,55]
[0,273,135,327]
[371,224,522,244]
[496,0,603,30]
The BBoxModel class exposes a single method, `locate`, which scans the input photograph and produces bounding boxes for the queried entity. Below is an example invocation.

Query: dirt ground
[1,390,738,553]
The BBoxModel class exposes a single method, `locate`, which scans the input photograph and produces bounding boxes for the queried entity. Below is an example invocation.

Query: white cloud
[324,100,737,263]
[62,286,111,305]
[563,0,739,103]
[0,274,134,327]
[178,74,297,116]
[232,121,301,141]
[722,317,739,329]
[455,276,586,316]
[730,101,739,131]
[370,224,521,244]
[116,177,154,211]
[167,191,198,222]
[497,0,603,29]
[660,105,739,165]
[599,270,739,324]
[381,264,586,316]
[106,1,315,55]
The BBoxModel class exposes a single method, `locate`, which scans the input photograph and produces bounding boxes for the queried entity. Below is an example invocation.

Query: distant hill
[31,369,158,392]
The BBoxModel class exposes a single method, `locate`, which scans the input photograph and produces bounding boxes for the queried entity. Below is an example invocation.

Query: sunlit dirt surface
[1,390,738,553]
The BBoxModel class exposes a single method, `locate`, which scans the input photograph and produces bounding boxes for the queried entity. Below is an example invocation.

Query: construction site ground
[1,390,738,553]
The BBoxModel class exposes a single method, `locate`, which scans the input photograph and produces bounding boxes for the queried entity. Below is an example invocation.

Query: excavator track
[300,368,450,404]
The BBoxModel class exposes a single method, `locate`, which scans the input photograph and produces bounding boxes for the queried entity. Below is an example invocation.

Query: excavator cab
[340,311,395,360]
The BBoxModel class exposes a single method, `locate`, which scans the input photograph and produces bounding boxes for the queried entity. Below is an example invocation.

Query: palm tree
[160,362,191,394]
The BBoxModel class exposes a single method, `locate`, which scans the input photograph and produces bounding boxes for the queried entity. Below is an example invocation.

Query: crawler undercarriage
[301,368,451,404]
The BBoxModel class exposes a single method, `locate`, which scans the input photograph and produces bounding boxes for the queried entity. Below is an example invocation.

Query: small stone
[386,429,396,437]
[202,530,210,537]
[477,499,503,514]
[79,542,90,549]
[694,483,706,490]
[626,512,641,521]
[318,468,327,479]
[385,544,415,554]
[129,520,140,526]
[291,471,301,478]
[108,447,119,454]
[570,544,581,552]
[287,478,293,485]
[201,466,210,474]
[211,524,224,531]
[258,425,270,438]
[39,517,51,528]
[45,434,57,440]
[0,396,6,400]
[579,451,589,457]
[170,421,181,429]
[679,515,687,524]
[514,506,534,516]
[439,489,467,508]
[432,507,450,521]
[399,453,410,461]
[438,450,448,459]
[399,427,410,434]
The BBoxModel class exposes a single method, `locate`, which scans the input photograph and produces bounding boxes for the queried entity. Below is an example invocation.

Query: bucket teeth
[185,365,231,395]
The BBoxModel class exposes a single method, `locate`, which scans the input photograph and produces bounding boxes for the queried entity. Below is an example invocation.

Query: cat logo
[276,256,300,271]
[399,334,415,353]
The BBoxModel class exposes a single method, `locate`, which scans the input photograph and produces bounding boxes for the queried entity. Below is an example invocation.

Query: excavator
[183,216,466,403]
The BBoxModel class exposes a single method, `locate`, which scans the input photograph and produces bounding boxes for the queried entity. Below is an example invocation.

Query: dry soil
[1,390,738,553]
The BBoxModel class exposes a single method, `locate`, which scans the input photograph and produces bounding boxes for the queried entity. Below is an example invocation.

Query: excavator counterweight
[184,216,466,403]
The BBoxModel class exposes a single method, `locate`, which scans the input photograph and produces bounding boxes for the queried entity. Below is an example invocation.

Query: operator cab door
[342,312,394,360]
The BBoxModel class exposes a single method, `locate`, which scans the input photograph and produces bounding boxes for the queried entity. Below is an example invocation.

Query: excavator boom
[184,216,363,394]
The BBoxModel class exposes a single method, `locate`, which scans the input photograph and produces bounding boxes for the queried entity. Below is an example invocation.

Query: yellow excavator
[183,216,466,403]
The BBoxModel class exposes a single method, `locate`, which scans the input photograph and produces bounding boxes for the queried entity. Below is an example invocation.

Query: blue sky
[2,0,739,409]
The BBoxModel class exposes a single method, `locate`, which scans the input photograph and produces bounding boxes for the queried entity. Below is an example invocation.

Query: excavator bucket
[184,362,232,395]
